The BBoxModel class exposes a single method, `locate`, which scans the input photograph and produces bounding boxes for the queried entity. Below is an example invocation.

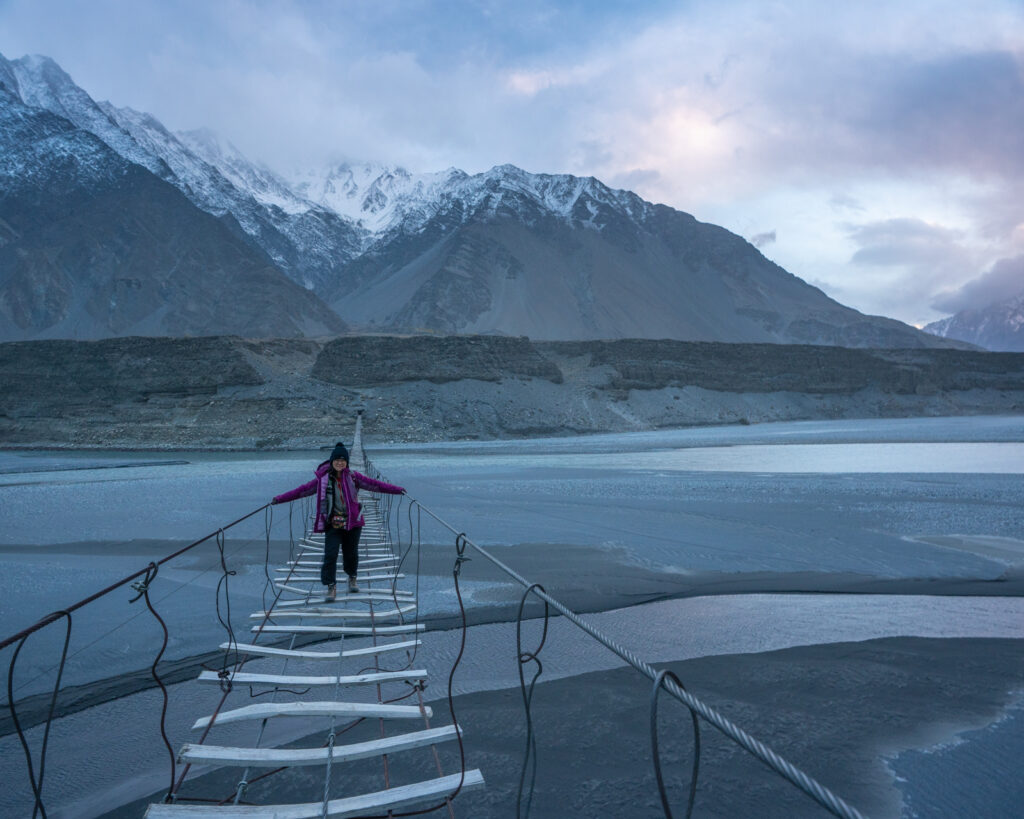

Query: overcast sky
[2,0,1022,326]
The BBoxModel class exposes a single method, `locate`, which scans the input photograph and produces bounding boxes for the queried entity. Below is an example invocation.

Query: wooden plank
[197,669,426,687]
[278,573,404,583]
[146,770,484,817]
[273,574,403,584]
[284,559,401,568]
[273,599,417,610]
[250,605,415,620]
[177,724,459,767]
[249,606,413,618]
[273,583,321,596]
[190,700,431,730]
[275,580,410,594]
[253,624,425,635]
[341,639,420,658]
[224,640,420,660]
[276,558,397,571]
[273,591,414,608]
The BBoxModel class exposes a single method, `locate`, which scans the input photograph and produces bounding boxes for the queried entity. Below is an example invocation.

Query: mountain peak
[925,289,1024,351]
[8,52,79,107]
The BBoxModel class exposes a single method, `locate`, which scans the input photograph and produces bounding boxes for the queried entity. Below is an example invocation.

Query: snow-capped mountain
[2,53,170,179]
[0,51,974,347]
[330,164,953,345]
[0,61,346,340]
[925,291,1024,352]
[176,127,310,216]
[0,53,364,294]
[285,162,468,235]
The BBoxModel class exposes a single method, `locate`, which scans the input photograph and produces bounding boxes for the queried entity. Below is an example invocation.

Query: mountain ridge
[0,51,974,349]
[0,72,347,340]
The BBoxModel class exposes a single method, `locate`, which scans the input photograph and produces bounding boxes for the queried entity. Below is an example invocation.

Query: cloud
[842,217,986,319]
[749,230,776,248]
[848,218,968,268]
[931,255,1024,313]
[829,193,865,212]
[609,168,662,191]
[3,0,1023,327]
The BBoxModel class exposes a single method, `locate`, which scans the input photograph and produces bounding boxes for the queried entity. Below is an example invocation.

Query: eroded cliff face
[2,335,1022,448]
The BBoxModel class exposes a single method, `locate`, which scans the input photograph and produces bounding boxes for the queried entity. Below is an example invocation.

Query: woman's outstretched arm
[272,478,318,504]
[352,472,405,495]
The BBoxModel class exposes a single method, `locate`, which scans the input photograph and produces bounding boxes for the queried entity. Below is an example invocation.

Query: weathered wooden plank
[276,558,397,572]
[177,724,459,767]
[273,575,404,585]
[273,583,321,596]
[197,669,426,687]
[275,569,397,577]
[250,605,415,620]
[224,640,420,660]
[282,559,402,569]
[277,573,404,583]
[190,700,430,730]
[273,591,414,608]
[252,624,425,635]
[340,639,420,658]
[146,770,485,817]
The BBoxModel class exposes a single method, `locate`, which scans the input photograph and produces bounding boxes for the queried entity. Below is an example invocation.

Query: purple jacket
[272,461,404,533]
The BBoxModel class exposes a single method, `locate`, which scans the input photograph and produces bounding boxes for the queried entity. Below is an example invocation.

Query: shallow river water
[1,416,1023,817]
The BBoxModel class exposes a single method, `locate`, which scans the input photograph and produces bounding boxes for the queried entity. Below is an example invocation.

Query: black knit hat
[329,442,350,462]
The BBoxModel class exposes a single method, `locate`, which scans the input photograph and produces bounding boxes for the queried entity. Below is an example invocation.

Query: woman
[272,442,404,600]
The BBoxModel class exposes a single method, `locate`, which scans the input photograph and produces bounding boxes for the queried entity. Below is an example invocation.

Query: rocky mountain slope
[0,51,974,348]
[925,291,1024,352]
[0,77,347,340]
[2,335,1020,448]
[334,165,951,345]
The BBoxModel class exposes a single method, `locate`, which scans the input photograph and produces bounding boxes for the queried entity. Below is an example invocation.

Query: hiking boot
[347,576,360,594]
[325,584,337,602]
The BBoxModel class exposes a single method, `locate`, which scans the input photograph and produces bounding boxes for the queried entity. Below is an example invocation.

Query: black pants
[322,525,362,586]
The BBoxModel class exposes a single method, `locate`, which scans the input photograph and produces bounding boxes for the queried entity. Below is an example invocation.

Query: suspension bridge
[2,415,871,818]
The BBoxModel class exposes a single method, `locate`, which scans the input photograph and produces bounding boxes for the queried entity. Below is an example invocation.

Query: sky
[1,0,1022,326]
